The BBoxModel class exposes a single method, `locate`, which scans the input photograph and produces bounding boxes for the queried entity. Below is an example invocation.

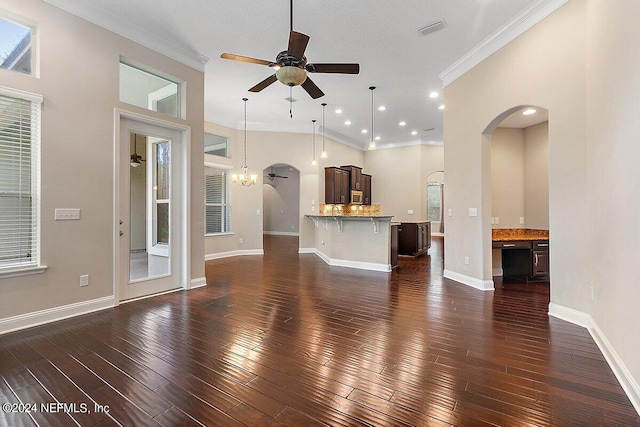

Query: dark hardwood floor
[1,236,638,426]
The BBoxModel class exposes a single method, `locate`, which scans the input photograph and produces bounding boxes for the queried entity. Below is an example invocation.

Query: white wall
[0,0,205,321]
[491,128,525,228]
[524,121,549,230]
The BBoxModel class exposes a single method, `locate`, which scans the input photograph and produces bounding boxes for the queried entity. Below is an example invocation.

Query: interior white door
[118,118,184,301]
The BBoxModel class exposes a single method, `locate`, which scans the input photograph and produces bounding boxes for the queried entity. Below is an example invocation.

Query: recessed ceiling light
[411,131,418,135]
[399,121,406,127]
[438,105,445,110]
[378,106,386,111]
[335,109,342,114]
[523,108,536,115]
[361,129,368,134]
[429,92,438,99]
[375,136,380,141]
[344,120,351,125]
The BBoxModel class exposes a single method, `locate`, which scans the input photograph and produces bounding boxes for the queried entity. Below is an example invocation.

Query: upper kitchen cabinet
[325,167,350,204]
[362,173,372,205]
[340,165,362,191]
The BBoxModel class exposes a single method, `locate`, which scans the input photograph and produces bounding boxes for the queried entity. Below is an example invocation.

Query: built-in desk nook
[492,229,549,280]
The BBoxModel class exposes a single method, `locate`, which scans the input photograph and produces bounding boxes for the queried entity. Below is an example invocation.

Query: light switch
[468,208,478,217]
[495,216,499,224]
[55,208,81,220]
[256,209,261,215]
[448,208,452,217]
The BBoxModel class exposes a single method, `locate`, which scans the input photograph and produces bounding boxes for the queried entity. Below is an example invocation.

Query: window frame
[204,163,232,236]
[0,13,38,77]
[0,86,46,278]
[427,182,443,223]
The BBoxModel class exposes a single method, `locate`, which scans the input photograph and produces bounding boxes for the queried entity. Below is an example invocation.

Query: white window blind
[0,89,41,270]
[205,166,230,234]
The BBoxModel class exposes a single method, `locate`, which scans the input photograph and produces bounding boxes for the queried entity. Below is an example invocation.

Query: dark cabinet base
[398,222,431,257]
[495,239,549,281]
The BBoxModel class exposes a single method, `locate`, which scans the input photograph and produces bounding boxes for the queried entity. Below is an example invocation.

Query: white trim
[0,296,115,335]
[311,249,391,273]
[548,302,590,327]
[439,0,570,87]
[548,303,640,415]
[0,265,47,279]
[443,269,495,291]
[205,249,264,261]
[298,248,316,254]
[119,286,184,304]
[0,85,43,103]
[263,231,300,236]
[189,277,207,289]
[41,0,208,71]
[431,232,445,237]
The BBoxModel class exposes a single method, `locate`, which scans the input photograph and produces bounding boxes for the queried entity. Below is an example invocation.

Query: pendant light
[311,119,317,166]
[232,98,257,186]
[320,102,328,159]
[368,86,376,150]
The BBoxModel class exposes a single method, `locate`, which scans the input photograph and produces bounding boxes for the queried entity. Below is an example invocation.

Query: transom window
[119,62,182,118]
[0,16,34,76]
[204,133,230,158]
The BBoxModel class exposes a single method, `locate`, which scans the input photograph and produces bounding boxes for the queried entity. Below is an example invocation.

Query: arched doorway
[426,170,444,236]
[482,106,550,293]
[262,164,300,254]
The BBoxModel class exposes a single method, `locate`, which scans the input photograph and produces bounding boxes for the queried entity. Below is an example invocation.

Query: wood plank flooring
[1,235,638,426]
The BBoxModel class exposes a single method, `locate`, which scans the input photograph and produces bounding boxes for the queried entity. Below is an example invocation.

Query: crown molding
[439,0,569,87]
[43,0,208,72]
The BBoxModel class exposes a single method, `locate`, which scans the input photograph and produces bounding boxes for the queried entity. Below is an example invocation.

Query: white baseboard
[311,249,390,272]
[298,248,316,254]
[443,269,495,291]
[189,277,207,289]
[431,232,444,237]
[263,231,300,236]
[549,303,640,415]
[205,249,264,261]
[0,296,115,335]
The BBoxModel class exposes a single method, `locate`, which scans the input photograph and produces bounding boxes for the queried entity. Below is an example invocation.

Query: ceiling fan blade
[301,77,325,99]
[306,63,360,74]
[221,53,272,66]
[249,74,278,92]
[287,31,310,59]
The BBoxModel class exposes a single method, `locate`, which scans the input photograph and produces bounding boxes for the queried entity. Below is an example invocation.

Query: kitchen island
[304,214,394,272]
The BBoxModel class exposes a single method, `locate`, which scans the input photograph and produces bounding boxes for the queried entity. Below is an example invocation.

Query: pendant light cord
[370,86,375,141]
[243,97,248,168]
[321,103,326,152]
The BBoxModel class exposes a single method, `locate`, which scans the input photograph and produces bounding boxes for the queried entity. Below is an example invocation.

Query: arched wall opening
[482,105,550,291]
[262,163,301,253]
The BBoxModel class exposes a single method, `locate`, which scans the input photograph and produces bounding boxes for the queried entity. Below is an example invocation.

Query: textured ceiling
[48,0,542,148]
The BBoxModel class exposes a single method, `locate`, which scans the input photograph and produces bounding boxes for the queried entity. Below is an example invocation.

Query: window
[0,17,33,75]
[153,140,170,245]
[0,88,42,272]
[427,182,442,222]
[119,62,181,118]
[204,133,230,157]
[205,165,231,234]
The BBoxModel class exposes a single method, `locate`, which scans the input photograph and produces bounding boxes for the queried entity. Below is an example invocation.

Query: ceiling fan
[265,167,289,181]
[130,135,145,168]
[220,0,360,99]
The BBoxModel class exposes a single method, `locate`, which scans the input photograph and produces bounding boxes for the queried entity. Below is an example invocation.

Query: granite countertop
[306,214,394,219]
[492,228,549,241]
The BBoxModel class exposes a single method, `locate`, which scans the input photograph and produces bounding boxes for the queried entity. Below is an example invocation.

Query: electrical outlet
[591,286,595,301]
[256,209,261,215]
[519,217,525,224]
[448,208,453,217]
[464,256,469,265]
[495,217,499,224]
[408,209,414,215]
[80,275,89,287]
[238,238,243,244]
[468,208,478,217]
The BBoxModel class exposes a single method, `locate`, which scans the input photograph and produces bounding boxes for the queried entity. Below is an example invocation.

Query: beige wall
[365,144,444,222]
[0,0,204,319]
[586,0,640,398]
[491,123,549,229]
[445,0,640,406]
[491,128,525,228]
[524,121,549,229]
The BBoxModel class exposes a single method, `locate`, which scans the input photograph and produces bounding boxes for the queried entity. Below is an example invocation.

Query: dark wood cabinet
[340,165,362,191]
[532,240,550,277]
[398,222,431,256]
[362,174,371,205]
[494,239,549,280]
[391,224,399,268]
[325,167,350,204]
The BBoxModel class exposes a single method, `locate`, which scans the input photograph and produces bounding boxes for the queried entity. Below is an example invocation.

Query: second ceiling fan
[220,0,360,99]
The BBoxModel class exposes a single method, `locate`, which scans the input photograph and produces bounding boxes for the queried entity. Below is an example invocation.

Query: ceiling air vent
[417,20,446,36]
